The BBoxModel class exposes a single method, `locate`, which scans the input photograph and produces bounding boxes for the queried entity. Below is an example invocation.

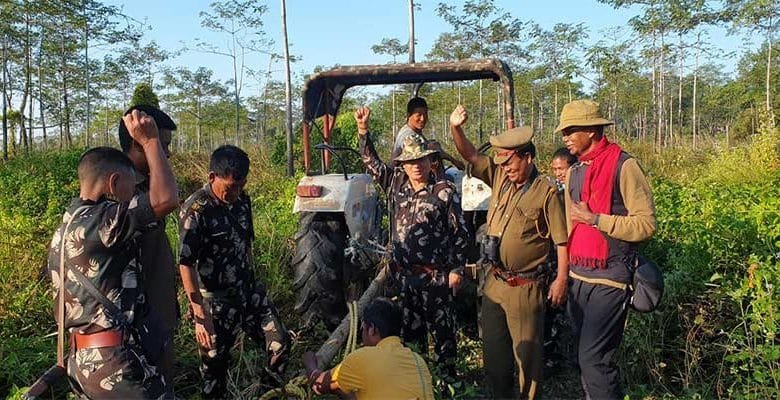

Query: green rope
[257,376,311,400]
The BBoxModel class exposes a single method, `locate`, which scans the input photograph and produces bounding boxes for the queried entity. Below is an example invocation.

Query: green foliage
[617,119,780,399]
[130,82,160,109]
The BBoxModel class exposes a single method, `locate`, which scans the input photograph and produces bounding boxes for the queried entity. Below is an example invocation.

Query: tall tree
[198,0,271,145]
[723,0,780,117]
[164,67,226,152]
[435,0,525,139]
[371,38,408,135]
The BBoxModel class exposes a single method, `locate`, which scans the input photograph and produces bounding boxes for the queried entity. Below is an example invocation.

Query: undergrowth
[1,123,778,398]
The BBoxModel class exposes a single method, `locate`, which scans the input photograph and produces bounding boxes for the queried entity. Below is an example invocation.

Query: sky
[103,0,754,96]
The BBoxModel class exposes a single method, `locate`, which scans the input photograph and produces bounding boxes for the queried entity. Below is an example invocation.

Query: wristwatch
[592,214,600,228]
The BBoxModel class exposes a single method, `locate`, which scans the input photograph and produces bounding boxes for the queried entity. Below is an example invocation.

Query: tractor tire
[292,212,348,331]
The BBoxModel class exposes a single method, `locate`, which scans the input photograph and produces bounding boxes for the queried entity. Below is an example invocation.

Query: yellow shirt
[331,336,434,400]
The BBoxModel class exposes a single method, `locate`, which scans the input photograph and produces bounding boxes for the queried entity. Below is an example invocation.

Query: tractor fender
[293,173,379,241]
[445,168,492,212]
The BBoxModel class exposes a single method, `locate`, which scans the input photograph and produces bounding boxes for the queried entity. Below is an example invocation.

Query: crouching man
[303,298,435,400]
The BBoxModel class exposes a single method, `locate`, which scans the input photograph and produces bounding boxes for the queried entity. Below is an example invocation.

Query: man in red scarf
[558,100,656,399]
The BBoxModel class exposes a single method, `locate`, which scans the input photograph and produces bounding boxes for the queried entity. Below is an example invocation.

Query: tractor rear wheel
[292,212,348,331]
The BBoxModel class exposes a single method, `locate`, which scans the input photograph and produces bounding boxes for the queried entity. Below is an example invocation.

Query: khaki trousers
[481,274,545,399]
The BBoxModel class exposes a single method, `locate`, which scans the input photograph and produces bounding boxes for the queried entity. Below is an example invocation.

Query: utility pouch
[479,234,502,268]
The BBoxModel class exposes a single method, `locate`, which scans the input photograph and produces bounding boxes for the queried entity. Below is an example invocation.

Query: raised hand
[122,109,159,147]
[354,106,371,135]
[449,104,468,127]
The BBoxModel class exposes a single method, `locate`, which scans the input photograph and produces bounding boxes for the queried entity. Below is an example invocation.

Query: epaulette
[182,188,210,215]
[543,175,557,188]
[433,179,457,194]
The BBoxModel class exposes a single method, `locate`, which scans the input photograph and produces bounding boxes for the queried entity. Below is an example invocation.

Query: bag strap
[411,352,429,400]
[57,205,130,366]
[57,205,89,367]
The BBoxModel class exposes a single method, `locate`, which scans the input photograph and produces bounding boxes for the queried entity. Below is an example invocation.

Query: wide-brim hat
[394,132,439,162]
[555,99,614,133]
[489,126,534,164]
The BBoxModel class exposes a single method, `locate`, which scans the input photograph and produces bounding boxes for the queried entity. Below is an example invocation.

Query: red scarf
[568,137,622,269]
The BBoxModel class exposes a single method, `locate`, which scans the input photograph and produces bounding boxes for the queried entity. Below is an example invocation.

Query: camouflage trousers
[199,283,291,399]
[68,340,173,399]
[394,269,457,370]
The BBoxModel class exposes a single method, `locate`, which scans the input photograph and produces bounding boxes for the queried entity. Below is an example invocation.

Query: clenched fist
[354,107,371,135]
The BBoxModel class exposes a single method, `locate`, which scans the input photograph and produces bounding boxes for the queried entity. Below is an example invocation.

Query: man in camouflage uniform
[47,110,178,399]
[355,106,469,378]
[178,145,291,399]
[118,104,179,384]
[449,105,569,399]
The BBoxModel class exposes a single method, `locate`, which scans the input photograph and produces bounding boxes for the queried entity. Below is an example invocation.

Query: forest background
[0,0,779,399]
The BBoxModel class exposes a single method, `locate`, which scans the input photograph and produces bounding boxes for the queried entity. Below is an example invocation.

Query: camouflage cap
[489,126,534,164]
[555,99,614,133]
[394,132,439,162]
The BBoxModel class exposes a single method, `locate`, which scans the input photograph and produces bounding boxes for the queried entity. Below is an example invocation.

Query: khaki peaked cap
[489,126,534,164]
[555,99,614,133]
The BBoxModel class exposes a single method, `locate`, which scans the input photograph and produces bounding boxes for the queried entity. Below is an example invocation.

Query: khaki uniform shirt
[471,155,568,273]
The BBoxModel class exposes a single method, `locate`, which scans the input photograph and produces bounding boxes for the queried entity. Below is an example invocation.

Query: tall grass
[1,126,779,398]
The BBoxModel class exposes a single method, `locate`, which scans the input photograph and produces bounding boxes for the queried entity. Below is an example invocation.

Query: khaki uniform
[471,155,568,399]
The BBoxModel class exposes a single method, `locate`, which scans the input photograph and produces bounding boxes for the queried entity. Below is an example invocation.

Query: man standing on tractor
[177,145,291,399]
[392,97,429,160]
[448,104,569,399]
[354,106,468,380]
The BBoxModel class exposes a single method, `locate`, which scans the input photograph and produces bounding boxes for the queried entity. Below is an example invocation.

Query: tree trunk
[1,39,7,160]
[693,41,699,149]
[554,83,559,142]
[104,96,109,146]
[85,15,90,147]
[392,85,397,139]
[281,0,294,177]
[677,34,683,146]
[478,79,483,142]
[766,34,773,113]
[38,32,47,150]
[233,48,240,145]
[61,36,72,148]
[23,0,31,153]
[408,0,415,63]
[196,98,202,152]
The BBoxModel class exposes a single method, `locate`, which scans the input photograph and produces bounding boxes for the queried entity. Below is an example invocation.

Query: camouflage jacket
[178,184,256,297]
[47,194,159,334]
[359,134,468,274]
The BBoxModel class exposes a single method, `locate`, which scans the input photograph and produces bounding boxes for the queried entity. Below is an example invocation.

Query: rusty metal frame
[300,58,515,173]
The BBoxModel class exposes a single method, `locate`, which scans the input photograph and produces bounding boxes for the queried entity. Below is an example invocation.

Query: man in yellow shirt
[303,298,434,400]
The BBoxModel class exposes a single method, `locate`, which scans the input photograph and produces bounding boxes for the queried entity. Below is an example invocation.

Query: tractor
[292,58,516,330]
